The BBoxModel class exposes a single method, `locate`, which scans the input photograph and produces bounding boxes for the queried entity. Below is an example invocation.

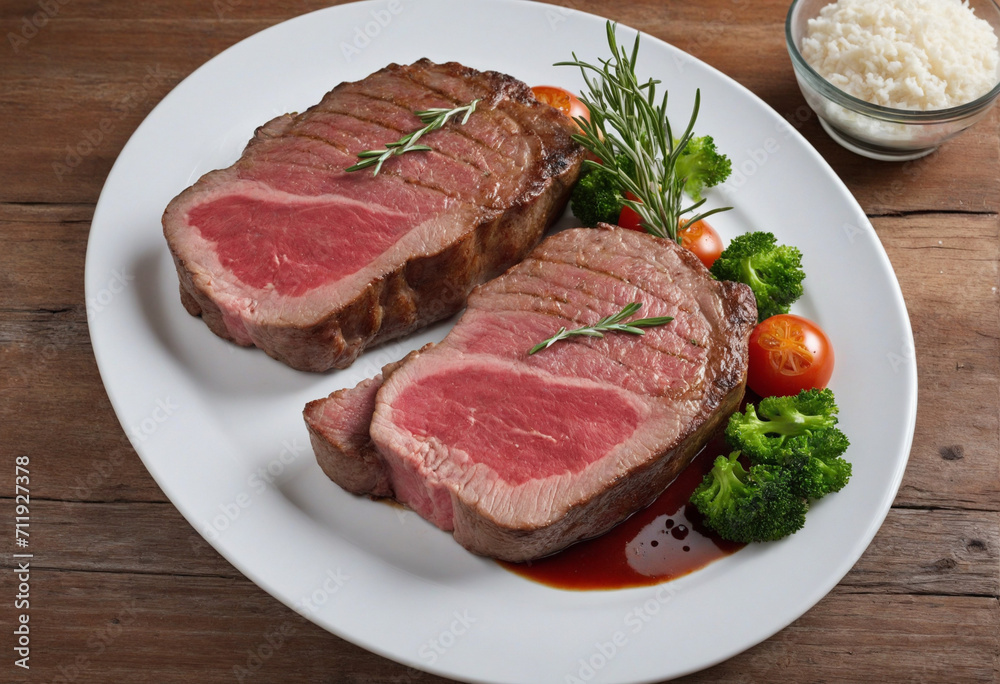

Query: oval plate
[85,1,918,681]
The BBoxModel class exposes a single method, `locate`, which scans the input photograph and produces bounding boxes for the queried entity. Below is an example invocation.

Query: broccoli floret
[726,389,852,499]
[569,165,623,227]
[780,449,853,500]
[709,231,804,321]
[675,135,732,201]
[726,389,840,454]
[569,156,635,227]
[690,451,807,543]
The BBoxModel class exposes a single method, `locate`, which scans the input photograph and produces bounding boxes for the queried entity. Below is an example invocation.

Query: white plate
[85,1,917,682]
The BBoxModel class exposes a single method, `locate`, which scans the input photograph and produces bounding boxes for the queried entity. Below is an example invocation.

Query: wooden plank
[0,501,240,578]
[841,508,999,597]
[684,592,999,683]
[0,569,994,683]
[0,209,90,310]
[874,214,1000,509]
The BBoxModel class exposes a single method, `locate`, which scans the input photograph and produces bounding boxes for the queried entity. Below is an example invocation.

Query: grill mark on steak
[534,247,681,288]
[243,137,353,172]
[334,66,534,169]
[479,260,708,356]
[457,309,701,401]
[476,273,700,360]
[398,69,546,167]
[290,74,528,178]
[476,283,703,365]
[284,111,519,212]
[529,254,691,316]
[286,130,355,157]
[308,106,510,177]
[288,113,490,180]
[489,256,692,319]
[238,155,481,214]
[471,308,702,398]
[405,64,551,142]
[325,90,521,173]
[398,69,465,106]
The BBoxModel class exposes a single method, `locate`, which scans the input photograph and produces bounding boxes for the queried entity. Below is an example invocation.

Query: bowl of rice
[786,0,1000,160]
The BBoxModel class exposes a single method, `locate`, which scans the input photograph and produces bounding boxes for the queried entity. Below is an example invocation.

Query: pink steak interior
[394,366,642,485]
[188,195,415,297]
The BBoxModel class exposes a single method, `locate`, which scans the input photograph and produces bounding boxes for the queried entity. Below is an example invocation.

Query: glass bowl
[786,0,1000,161]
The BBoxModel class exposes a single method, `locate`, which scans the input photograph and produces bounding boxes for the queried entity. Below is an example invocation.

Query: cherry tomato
[531,86,590,127]
[617,192,644,232]
[678,219,724,269]
[617,204,722,271]
[747,314,834,397]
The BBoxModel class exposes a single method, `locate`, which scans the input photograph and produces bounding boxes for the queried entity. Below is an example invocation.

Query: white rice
[802,0,1000,110]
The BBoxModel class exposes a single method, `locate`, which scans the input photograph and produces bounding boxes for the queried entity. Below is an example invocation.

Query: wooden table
[2,0,997,681]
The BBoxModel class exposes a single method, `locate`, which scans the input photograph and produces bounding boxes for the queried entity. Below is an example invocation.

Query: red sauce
[498,423,746,590]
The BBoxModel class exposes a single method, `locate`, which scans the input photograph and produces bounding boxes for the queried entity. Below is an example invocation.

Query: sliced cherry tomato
[618,192,644,232]
[678,219,724,269]
[531,86,590,128]
[747,314,834,397]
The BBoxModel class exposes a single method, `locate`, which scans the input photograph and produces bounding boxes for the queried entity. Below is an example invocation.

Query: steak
[305,226,757,561]
[163,59,583,371]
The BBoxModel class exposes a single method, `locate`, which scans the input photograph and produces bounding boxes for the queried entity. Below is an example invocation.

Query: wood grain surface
[1,0,997,682]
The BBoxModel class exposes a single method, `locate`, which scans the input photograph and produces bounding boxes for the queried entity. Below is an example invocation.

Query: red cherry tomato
[678,219,724,269]
[747,314,834,397]
[531,86,590,128]
[617,192,644,232]
[617,203,722,271]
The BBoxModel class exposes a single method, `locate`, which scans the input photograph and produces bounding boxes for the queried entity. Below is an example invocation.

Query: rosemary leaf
[556,22,730,242]
[528,302,673,355]
[347,99,480,175]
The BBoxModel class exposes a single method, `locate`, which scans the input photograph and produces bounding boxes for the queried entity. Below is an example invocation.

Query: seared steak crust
[164,59,583,371]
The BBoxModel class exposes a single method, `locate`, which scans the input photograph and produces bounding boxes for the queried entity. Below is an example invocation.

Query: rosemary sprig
[528,302,673,355]
[346,98,481,175]
[556,22,730,242]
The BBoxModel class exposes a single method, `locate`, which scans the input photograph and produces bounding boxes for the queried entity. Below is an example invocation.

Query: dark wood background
[1,0,997,681]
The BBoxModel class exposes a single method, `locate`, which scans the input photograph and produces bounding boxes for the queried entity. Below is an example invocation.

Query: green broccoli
[569,155,635,227]
[675,135,732,201]
[778,448,853,500]
[709,231,804,322]
[690,451,808,543]
[726,389,852,499]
